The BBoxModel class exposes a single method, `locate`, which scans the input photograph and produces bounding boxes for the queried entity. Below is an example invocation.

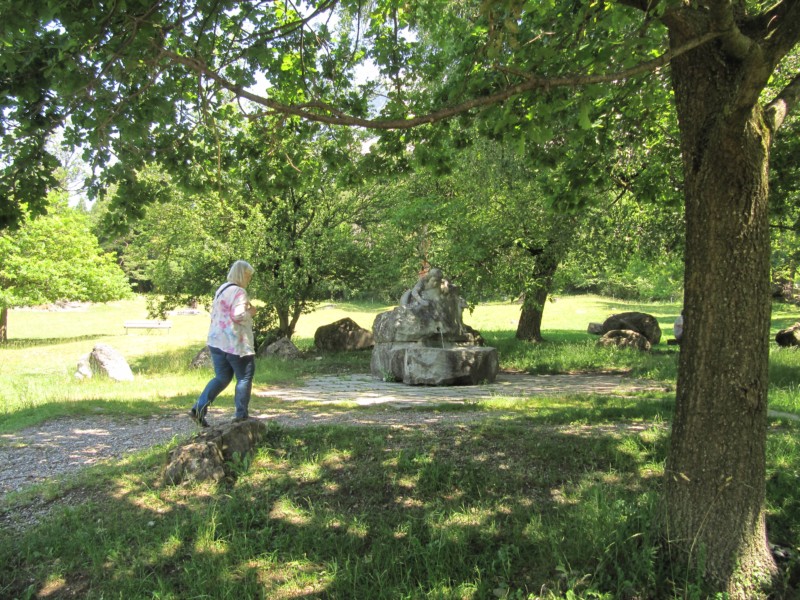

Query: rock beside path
[75,344,135,381]
[259,337,302,359]
[161,419,269,485]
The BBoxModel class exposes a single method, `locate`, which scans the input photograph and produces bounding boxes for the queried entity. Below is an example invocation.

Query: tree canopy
[0,196,132,341]
[120,115,375,340]
[0,0,733,226]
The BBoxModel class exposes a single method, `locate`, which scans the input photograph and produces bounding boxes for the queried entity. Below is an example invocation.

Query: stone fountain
[370,268,499,385]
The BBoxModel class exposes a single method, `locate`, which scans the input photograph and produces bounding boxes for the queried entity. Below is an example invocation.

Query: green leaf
[578,104,592,130]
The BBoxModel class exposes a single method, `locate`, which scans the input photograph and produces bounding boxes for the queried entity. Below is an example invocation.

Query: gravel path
[0,372,670,498]
[3,372,795,536]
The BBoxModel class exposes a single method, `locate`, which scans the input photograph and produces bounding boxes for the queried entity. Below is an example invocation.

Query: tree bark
[277,308,292,340]
[276,304,302,340]
[515,225,572,342]
[516,284,549,342]
[662,24,777,597]
[0,306,7,343]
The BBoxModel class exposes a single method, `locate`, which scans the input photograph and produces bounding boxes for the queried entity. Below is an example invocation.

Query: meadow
[1,295,798,599]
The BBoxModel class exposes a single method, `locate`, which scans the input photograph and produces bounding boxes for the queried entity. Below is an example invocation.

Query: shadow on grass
[128,344,374,382]
[483,392,675,426]
[128,344,207,375]
[770,358,800,391]
[485,329,590,345]
[771,308,800,332]
[0,415,670,599]
[487,329,680,381]
[1,335,108,348]
[3,409,797,599]
[486,328,680,350]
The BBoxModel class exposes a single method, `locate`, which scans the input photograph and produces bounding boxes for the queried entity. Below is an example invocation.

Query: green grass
[3,417,797,599]
[1,295,799,598]
[2,419,675,599]
[0,298,385,430]
[1,295,681,430]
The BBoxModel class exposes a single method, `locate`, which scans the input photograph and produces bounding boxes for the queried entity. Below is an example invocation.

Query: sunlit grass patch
[769,384,800,414]
[245,556,334,600]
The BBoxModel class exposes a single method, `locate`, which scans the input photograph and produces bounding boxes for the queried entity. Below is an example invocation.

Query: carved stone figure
[400,267,445,307]
[371,268,498,385]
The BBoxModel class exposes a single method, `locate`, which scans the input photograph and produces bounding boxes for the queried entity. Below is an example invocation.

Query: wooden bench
[124,320,172,334]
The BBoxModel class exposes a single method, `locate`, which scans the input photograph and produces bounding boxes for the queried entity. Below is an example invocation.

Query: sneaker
[232,416,249,423]
[189,407,210,428]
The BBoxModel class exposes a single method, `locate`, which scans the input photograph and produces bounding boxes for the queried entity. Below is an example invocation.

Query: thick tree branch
[755,1,800,131]
[770,221,800,232]
[708,0,755,60]
[765,71,800,132]
[162,31,721,130]
[742,0,792,38]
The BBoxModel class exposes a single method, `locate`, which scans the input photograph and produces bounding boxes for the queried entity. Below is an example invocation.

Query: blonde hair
[227,260,254,286]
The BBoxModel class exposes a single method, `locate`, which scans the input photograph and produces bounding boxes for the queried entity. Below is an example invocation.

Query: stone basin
[371,344,498,386]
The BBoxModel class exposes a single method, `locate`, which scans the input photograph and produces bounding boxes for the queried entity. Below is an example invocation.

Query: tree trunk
[662,30,777,596]
[515,231,568,342]
[516,285,548,342]
[287,299,308,340]
[0,306,7,343]
[276,304,302,340]
[277,307,291,340]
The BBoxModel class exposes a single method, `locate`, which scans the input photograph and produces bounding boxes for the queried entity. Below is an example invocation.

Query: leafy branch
[162,31,722,130]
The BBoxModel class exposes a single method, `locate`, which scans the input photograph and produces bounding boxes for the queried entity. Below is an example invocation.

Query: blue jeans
[193,346,255,419]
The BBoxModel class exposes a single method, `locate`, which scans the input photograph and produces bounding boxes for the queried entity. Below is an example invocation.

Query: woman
[189,260,257,427]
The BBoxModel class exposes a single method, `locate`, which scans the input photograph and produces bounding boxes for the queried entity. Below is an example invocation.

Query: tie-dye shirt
[207,283,255,356]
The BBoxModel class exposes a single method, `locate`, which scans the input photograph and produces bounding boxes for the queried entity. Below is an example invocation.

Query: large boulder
[597,329,652,352]
[601,312,661,345]
[314,318,374,352]
[776,323,800,347]
[162,418,268,485]
[372,343,499,385]
[403,346,499,385]
[87,344,134,381]
[258,337,302,359]
[75,354,93,380]
[189,346,212,369]
[371,342,414,382]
